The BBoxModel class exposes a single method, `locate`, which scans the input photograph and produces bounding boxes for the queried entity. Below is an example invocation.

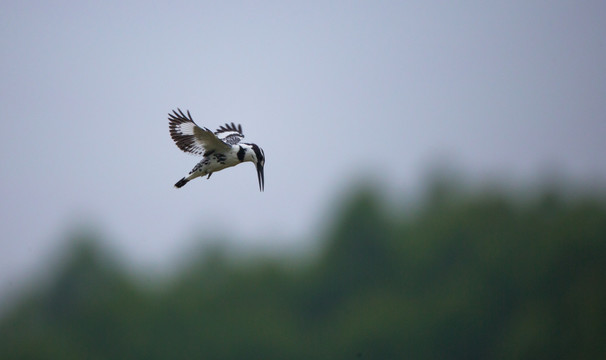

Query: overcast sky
[1,1,605,304]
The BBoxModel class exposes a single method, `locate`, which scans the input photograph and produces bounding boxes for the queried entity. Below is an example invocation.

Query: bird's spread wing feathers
[215,122,244,145]
[168,109,231,155]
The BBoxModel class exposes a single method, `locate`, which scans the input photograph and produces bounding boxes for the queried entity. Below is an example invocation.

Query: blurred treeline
[1,182,605,359]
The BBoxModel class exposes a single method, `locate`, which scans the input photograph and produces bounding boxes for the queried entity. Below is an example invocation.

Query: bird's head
[251,144,265,192]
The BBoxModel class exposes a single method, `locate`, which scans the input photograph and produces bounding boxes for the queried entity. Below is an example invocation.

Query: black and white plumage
[168,109,265,191]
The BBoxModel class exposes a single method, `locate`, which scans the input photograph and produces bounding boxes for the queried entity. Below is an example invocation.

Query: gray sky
[1,1,605,303]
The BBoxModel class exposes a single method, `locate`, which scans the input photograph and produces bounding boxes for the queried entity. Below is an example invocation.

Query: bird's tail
[174,177,189,188]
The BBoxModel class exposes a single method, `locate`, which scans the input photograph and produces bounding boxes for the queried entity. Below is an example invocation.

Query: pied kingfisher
[168,109,265,191]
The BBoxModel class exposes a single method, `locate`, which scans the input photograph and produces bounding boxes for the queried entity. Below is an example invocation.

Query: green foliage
[1,183,605,359]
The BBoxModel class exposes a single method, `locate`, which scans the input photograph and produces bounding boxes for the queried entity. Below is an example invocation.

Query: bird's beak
[256,163,264,192]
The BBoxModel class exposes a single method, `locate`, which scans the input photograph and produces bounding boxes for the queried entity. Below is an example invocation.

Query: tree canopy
[1,183,605,359]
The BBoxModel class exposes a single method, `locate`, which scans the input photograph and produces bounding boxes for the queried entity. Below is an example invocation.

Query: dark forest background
[1,180,605,359]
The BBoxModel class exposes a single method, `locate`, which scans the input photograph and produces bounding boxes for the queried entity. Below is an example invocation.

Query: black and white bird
[168,109,265,191]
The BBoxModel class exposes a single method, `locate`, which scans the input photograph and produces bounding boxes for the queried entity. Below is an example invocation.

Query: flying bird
[168,109,265,191]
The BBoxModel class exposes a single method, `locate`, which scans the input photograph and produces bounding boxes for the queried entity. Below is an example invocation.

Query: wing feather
[215,122,245,145]
[168,109,231,155]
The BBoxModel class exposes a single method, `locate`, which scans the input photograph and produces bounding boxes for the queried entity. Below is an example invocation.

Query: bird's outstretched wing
[168,109,231,155]
[215,122,244,145]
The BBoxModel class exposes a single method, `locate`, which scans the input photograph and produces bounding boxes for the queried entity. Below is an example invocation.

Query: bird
[168,109,265,191]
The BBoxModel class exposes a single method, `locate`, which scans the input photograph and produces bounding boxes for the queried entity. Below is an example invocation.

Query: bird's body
[174,143,260,187]
[168,109,265,191]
